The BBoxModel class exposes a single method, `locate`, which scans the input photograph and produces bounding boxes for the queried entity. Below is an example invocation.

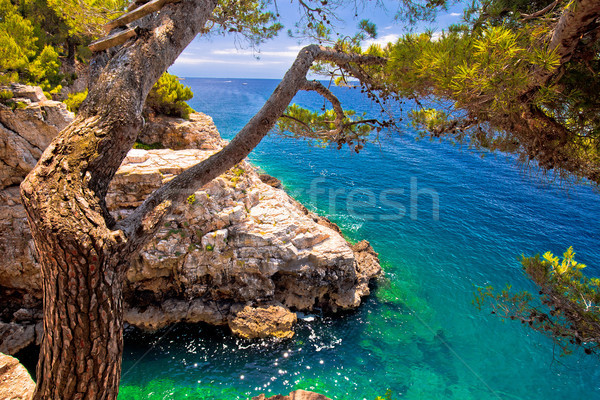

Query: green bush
[145,72,194,119]
[0,88,13,102]
[133,141,163,150]
[28,45,63,95]
[64,89,88,113]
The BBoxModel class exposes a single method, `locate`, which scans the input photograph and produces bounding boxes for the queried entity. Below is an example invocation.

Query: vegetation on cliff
[145,72,195,119]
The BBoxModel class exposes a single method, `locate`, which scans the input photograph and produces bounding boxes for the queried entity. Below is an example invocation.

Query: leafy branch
[475,247,600,357]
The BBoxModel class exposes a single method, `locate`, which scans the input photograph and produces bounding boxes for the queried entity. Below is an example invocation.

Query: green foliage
[145,73,195,119]
[46,0,127,38]
[132,142,163,150]
[205,244,214,252]
[277,104,379,152]
[384,1,600,184]
[475,247,600,357]
[64,89,88,113]
[233,166,245,176]
[393,0,452,26]
[211,0,283,46]
[28,45,63,94]
[0,0,37,77]
[0,89,13,102]
[0,0,128,91]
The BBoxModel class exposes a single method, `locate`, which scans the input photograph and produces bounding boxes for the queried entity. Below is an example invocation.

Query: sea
[118,78,600,399]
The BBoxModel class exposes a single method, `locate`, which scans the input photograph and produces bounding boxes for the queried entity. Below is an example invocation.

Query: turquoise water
[119,78,600,399]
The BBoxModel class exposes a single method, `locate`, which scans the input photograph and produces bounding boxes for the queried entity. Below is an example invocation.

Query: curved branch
[280,114,312,130]
[521,0,563,20]
[117,45,385,255]
[300,79,345,132]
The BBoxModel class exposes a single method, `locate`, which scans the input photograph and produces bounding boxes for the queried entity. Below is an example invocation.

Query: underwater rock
[251,389,332,400]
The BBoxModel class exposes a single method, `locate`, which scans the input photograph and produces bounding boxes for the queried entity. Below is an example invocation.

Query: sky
[168,0,466,79]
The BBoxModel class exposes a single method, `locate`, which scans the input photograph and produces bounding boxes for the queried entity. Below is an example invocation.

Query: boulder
[0,353,35,400]
[252,390,332,400]
[258,173,282,188]
[137,112,225,150]
[6,83,46,102]
[228,305,297,339]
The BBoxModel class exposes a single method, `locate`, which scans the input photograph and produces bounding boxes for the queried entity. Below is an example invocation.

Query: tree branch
[300,79,345,132]
[521,0,563,20]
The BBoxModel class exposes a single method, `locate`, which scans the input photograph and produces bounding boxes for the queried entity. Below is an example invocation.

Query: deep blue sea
[119,78,600,400]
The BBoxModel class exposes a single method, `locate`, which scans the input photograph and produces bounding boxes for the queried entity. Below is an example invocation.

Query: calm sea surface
[119,78,600,399]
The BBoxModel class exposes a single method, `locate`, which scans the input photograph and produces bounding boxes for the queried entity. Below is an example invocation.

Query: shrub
[145,72,194,119]
[0,88,13,102]
[28,45,63,95]
[64,89,88,113]
[133,141,163,150]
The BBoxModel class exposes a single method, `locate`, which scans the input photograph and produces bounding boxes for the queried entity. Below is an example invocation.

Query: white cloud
[174,56,285,66]
[286,45,304,52]
[211,46,301,59]
[450,12,461,17]
[363,33,400,48]
[431,31,443,41]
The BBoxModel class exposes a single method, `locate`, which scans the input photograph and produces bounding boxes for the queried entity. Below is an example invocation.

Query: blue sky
[169,0,465,79]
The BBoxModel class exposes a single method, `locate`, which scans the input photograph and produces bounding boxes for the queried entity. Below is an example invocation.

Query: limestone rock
[0,323,35,354]
[114,148,381,330]
[229,305,297,339]
[0,85,73,189]
[137,112,225,150]
[0,187,41,295]
[258,173,282,188]
[0,353,34,400]
[251,390,331,400]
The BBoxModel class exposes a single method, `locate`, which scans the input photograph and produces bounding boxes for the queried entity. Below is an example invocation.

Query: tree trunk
[21,116,140,399]
[65,37,77,72]
[21,0,219,398]
[26,227,126,399]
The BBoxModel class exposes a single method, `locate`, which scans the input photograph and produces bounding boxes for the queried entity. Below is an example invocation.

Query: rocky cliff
[0,86,381,354]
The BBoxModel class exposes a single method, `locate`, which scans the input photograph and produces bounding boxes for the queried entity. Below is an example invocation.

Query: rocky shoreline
[0,85,381,355]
